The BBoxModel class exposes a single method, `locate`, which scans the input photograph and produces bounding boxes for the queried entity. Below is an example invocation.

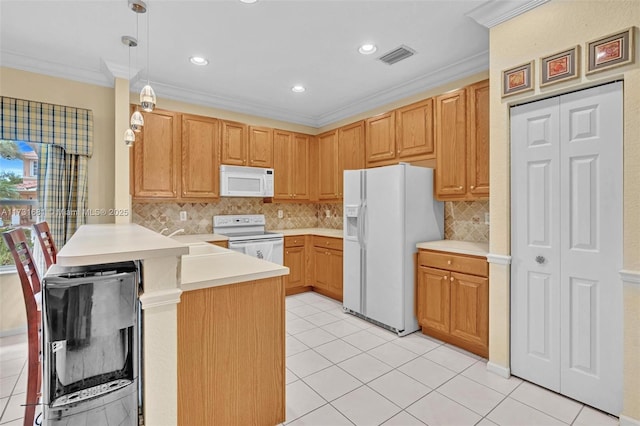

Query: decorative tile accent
[133,198,487,243]
[444,201,489,243]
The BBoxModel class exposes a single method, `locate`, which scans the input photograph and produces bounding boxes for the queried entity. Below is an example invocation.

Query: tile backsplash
[444,200,489,243]
[132,199,343,234]
[133,199,488,243]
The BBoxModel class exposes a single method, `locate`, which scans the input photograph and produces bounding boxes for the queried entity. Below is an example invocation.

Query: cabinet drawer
[419,250,487,277]
[285,236,305,248]
[313,236,343,251]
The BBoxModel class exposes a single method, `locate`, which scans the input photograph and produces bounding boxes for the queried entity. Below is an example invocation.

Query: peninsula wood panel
[132,109,180,199]
[178,277,285,426]
[181,114,220,199]
[248,126,273,168]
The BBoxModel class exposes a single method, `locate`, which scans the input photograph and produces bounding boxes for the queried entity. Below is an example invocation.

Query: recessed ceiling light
[239,0,258,3]
[358,43,377,55]
[189,56,209,66]
[291,85,306,93]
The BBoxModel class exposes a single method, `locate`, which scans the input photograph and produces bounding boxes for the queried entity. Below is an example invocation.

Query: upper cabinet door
[338,121,365,199]
[435,88,467,198]
[132,109,180,199]
[221,120,248,166]
[365,111,396,166]
[273,130,293,199]
[181,114,220,199]
[292,133,310,200]
[318,130,338,200]
[396,98,435,160]
[248,126,273,168]
[468,80,490,197]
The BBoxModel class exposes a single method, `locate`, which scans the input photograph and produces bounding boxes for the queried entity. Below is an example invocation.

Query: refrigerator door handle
[361,202,368,248]
[357,202,364,248]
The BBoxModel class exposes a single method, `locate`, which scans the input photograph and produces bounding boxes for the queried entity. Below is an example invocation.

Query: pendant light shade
[124,128,136,146]
[131,110,144,132]
[140,84,156,112]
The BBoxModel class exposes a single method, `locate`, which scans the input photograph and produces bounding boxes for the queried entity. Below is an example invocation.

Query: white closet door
[559,82,622,414]
[510,97,562,391]
[511,82,623,416]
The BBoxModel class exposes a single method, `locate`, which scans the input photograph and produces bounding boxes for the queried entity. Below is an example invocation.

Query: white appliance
[213,214,283,265]
[343,163,443,336]
[220,165,274,197]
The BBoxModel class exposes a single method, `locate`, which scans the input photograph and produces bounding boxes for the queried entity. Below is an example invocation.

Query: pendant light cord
[146,1,150,85]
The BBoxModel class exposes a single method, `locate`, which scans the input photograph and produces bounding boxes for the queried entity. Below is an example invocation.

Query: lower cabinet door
[328,249,343,300]
[313,247,331,291]
[450,272,488,352]
[284,246,305,289]
[417,266,450,334]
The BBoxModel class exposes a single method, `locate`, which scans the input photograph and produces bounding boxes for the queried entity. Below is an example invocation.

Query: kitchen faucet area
[0,1,638,425]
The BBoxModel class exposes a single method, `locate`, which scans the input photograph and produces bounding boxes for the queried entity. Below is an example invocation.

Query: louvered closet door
[510,82,622,415]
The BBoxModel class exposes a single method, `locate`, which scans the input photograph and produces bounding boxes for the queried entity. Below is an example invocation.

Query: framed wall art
[502,61,534,97]
[540,46,579,87]
[586,27,634,74]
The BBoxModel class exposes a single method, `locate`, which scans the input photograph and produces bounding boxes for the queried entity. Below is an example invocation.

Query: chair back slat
[34,221,57,269]
[2,228,42,300]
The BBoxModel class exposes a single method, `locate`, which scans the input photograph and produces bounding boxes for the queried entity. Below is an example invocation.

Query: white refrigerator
[343,164,443,336]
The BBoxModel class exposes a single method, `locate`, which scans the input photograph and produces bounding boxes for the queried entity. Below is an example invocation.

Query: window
[1,139,39,270]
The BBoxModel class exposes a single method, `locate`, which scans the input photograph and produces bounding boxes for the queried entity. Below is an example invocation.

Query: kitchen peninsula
[57,223,289,426]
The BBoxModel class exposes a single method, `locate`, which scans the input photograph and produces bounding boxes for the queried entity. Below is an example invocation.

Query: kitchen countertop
[57,224,189,266]
[270,228,343,238]
[171,233,228,244]
[180,246,289,292]
[416,240,489,257]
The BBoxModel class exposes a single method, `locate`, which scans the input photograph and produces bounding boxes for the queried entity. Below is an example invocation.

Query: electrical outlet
[180,211,187,221]
[485,213,490,225]
[325,209,331,218]
[277,209,283,219]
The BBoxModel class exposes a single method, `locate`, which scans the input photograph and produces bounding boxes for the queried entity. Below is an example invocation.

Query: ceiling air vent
[378,45,416,65]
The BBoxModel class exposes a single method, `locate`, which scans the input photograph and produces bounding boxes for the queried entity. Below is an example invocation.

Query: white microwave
[220,165,274,197]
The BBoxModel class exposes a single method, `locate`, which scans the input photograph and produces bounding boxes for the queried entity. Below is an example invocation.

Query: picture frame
[540,46,579,87]
[502,61,534,97]
[586,27,634,74]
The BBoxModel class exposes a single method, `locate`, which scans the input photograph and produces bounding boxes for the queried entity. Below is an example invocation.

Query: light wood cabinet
[317,130,338,200]
[131,109,181,200]
[284,236,307,294]
[273,130,310,201]
[395,98,435,161]
[248,126,273,168]
[467,80,490,197]
[337,121,365,198]
[209,240,228,248]
[220,120,247,166]
[181,114,220,199]
[435,80,489,200]
[417,249,488,357]
[312,236,343,301]
[178,276,285,425]
[365,111,396,167]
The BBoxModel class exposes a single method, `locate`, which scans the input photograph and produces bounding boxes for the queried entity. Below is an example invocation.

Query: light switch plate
[180,211,187,221]
[485,213,490,225]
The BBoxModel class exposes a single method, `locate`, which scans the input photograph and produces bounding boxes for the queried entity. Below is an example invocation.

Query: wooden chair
[2,228,42,426]
[33,221,57,270]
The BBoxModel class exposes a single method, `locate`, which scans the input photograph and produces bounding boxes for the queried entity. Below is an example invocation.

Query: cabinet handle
[286,251,289,254]
[443,275,448,280]
[447,260,452,265]
[450,277,454,281]
[397,150,400,154]
[458,186,463,190]
[470,185,475,189]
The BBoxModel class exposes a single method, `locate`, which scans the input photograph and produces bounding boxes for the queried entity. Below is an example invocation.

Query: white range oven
[213,214,284,265]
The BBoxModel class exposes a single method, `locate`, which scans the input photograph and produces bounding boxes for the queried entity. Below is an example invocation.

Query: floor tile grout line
[570,405,586,426]
[0,359,27,423]
[507,391,582,425]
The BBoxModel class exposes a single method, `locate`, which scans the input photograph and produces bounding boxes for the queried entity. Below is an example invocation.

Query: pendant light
[139,0,156,112]
[122,35,138,145]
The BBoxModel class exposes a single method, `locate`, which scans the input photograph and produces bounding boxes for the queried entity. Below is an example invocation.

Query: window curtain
[1,97,93,248]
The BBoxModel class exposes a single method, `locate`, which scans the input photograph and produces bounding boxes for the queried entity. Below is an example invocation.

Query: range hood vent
[378,45,416,65]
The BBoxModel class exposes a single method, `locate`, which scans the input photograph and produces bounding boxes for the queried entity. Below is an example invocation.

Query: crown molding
[1,49,113,88]
[2,48,488,128]
[465,0,550,28]
[315,50,489,127]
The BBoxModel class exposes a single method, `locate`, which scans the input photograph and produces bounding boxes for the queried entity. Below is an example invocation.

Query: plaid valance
[0,97,93,157]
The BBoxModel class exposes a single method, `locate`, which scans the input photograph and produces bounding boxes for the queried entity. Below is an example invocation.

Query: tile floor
[0,292,621,425]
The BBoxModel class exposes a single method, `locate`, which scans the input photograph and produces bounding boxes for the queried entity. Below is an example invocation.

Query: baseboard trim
[487,361,511,378]
[0,326,27,338]
[620,415,640,426]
